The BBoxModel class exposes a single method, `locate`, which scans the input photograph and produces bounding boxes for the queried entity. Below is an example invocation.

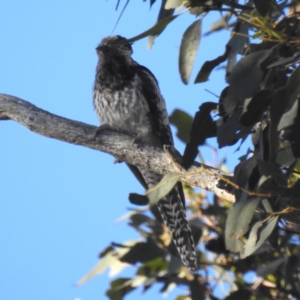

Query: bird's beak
[96,45,107,53]
[96,44,114,59]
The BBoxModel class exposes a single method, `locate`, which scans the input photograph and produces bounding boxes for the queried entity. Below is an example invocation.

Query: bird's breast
[93,84,152,137]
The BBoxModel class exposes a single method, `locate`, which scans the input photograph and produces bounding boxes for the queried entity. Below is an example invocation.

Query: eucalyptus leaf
[147,172,181,205]
[179,19,202,84]
[165,0,184,9]
[77,240,139,285]
[148,0,175,49]
[242,216,278,258]
[124,15,178,45]
[225,198,261,253]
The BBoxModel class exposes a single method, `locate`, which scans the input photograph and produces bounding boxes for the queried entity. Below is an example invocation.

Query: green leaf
[77,240,139,285]
[204,13,232,36]
[290,161,300,185]
[225,289,252,300]
[240,90,272,127]
[165,0,185,9]
[190,276,205,300]
[175,296,191,300]
[241,216,278,258]
[150,0,156,9]
[99,246,114,258]
[148,0,175,49]
[137,257,168,275]
[183,102,217,168]
[129,213,153,227]
[253,0,272,17]
[115,207,148,223]
[168,255,183,273]
[277,99,298,131]
[225,197,261,252]
[194,45,230,83]
[169,109,193,143]
[146,172,181,205]
[120,239,164,264]
[256,257,286,278]
[179,19,202,84]
[227,50,271,99]
[106,278,135,300]
[261,198,273,213]
[211,265,238,289]
[129,193,149,205]
[125,14,178,45]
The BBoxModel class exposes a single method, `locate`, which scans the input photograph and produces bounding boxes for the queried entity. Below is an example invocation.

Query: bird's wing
[126,163,148,190]
[132,65,197,272]
[135,65,174,147]
[134,64,186,209]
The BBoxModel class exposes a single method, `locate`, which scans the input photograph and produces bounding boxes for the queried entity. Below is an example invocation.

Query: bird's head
[96,35,133,63]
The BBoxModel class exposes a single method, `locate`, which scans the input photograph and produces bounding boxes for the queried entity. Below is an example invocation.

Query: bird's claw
[131,135,143,148]
[93,124,114,141]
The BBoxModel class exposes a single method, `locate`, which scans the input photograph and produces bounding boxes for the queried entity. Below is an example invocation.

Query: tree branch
[0,93,234,202]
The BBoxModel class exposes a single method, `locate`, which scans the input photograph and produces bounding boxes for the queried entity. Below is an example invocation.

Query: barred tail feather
[136,168,197,272]
[157,188,198,273]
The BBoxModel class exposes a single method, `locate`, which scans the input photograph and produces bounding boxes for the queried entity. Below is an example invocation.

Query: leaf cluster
[83,0,300,299]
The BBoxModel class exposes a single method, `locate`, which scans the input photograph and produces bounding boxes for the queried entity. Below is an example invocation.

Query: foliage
[80,0,300,299]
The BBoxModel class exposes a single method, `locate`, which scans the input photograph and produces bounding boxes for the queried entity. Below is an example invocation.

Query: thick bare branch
[0,93,234,202]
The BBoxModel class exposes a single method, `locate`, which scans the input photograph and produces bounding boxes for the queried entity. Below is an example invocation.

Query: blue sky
[0,1,246,299]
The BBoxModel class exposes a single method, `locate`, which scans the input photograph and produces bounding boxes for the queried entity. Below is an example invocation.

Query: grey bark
[0,93,234,202]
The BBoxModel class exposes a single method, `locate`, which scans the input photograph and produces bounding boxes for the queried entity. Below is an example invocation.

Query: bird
[93,35,197,273]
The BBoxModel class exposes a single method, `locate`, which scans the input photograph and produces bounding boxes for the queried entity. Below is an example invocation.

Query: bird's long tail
[157,188,198,273]
[132,167,198,272]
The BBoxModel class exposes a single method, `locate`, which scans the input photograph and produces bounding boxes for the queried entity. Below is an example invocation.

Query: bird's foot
[131,134,143,148]
[94,125,124,164]
[93,124,114,141]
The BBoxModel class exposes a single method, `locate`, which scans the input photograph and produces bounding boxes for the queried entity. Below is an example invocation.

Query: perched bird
[93,35,197,272]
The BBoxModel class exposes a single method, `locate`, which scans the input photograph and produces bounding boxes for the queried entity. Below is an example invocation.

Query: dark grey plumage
[93,35,197,272]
